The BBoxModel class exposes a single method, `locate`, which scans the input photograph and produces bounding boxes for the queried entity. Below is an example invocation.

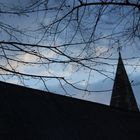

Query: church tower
[110,52,139,111]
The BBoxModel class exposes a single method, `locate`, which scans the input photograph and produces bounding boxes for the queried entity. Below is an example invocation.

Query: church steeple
[110,52,139,111]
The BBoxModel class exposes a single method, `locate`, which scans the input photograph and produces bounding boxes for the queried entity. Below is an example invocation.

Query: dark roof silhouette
[110,52,139,111]
[0,81,140,140]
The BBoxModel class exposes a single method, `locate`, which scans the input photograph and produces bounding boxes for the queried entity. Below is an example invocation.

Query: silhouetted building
[0,81,140,140]
[110,52,139,111]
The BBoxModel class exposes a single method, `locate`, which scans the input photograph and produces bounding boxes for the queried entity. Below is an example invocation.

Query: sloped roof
[0,81,140,140]
[110,52,139,111]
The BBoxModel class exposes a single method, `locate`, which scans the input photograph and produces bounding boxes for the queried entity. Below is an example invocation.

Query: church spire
[110,52,139,111]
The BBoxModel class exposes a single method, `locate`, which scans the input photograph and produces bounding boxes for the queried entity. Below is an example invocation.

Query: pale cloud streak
[95,46,108,56]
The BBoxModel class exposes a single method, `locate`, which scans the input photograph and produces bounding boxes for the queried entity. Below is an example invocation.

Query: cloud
[19,53,38,62]
[95,46,108,56]
[38,63,74,77]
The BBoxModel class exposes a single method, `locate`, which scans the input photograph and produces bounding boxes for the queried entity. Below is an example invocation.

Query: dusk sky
[0,0,140,106]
